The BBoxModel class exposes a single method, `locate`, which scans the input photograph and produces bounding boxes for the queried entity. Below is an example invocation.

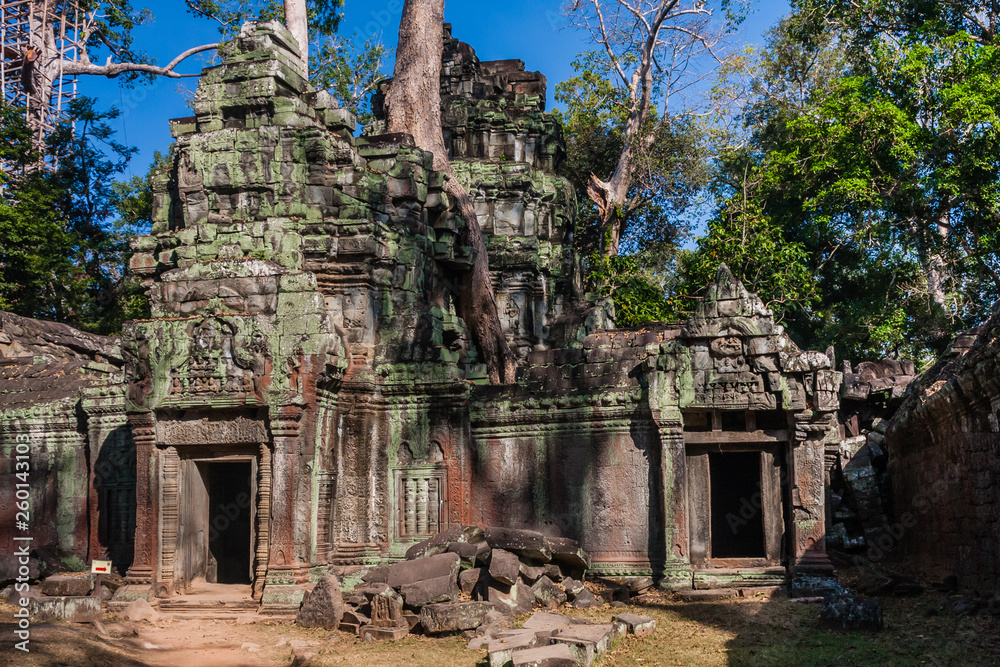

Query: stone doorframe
[123,410,273,601]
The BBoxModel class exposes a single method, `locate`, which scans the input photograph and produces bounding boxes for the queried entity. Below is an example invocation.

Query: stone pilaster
[119,412,156,600]
[658,422,692,588]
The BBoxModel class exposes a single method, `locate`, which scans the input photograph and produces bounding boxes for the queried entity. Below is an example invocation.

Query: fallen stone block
[485,527,552,562]
[386,552,460,589]
[520,562,546,583]
[820,591,883,632]
[522,611,572,633]
[552,623,616,664]
[40,574,94,597]
[123,598,160,623]
[561,578,585,598]
[460,568,483,596]
[547,537,590,572]
[400,573,459,607]
[340,609,369,635]
[612,613,656,637]
[570,587,598,608]
[29,596,101,623]
[490,549,521,586]
[407,525,486,560]
[487,629,542,667]
[449,541,481,568]
[511,643,578,667]
[531,577,567,608]
[361,624,410,642]
[420,601,495,633]
[297,575,344,630]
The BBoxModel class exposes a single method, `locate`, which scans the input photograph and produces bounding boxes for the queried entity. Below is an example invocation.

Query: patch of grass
[1,591,995,666]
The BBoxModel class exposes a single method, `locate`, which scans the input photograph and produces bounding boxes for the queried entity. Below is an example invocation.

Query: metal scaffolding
[1,0,81,156]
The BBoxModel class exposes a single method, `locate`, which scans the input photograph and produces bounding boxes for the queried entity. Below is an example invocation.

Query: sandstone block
[531,576,567,608]
[489,549,521,586]
[124,598,160,623]
[386,552,460,588]
[570,587,598,608]
[400,573,459,607]
[29,596,101,623]
[460,567,483,596]
[297,575,345,629]
[511,643,578,667]
[360,625,410,642]
[612,612,656,637]
[487,629,541,667]
[40,574,93,597]
[485,527,552,562]
[420,601,495,633]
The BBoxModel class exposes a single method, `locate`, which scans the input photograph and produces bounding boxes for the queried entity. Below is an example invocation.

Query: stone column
[790,414,835,576]
[261,404,306,611]
[122,412,157,596]
[658,422,692,588]
[253,441,272,600]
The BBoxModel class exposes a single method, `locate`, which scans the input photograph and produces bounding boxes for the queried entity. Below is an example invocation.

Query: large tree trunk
[284,0,309,74]
[384,0,517,384]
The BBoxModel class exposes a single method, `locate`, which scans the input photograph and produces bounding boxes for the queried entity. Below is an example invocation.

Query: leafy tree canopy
[680,5,1000,364]
[0,98,150,333]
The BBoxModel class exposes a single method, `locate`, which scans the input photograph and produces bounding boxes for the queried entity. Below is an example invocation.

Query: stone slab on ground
[360,624,410,642]
[385,552,460,588]
[522,611,572,632]
[420,601,495,633]
[487,629,543,667]
[123,598,160,623]
[675,588,739,601]
[612,613,656,637]
[29,596,101,622]
[40,574,94,597]
[552,623,616,665]
[511,643,579,667]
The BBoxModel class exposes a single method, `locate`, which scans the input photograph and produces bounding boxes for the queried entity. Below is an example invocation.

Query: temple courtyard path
[1,589,997,666]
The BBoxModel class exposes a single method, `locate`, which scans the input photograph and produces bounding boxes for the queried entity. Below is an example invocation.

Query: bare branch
[61,43,219,78]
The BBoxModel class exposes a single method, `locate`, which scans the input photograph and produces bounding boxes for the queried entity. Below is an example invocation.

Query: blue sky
[84,0,790,177]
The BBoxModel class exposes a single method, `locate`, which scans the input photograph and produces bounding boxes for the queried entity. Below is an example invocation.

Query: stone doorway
[687,445,786,570]
[708,452,766,558]
[174,454,258,593]
[203,461,253,584]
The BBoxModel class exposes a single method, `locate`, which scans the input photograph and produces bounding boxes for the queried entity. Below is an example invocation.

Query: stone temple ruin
[0,22,856,615]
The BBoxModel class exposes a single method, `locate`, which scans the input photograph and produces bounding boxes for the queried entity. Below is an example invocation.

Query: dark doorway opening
[205,461,253,584]
[709,452,765,558]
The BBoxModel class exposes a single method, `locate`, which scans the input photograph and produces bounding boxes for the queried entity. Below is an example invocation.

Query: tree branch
[61,43,218,78]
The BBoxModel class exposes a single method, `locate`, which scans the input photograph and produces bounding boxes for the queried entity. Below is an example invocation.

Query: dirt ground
[0,588,997,667]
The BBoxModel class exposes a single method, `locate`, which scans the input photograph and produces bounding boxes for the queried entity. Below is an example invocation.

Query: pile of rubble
[472,610,654,666]
[296,525,656,663]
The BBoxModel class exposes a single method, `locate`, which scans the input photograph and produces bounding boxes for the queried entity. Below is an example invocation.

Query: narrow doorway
[709,452,766,558]
[204,461,253,584]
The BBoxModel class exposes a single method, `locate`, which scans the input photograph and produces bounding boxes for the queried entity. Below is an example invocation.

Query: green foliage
[586,253,682,327]
[684,7,1000,362]
[0,99,148,333]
